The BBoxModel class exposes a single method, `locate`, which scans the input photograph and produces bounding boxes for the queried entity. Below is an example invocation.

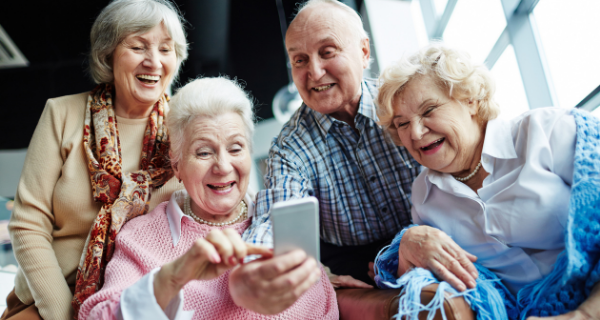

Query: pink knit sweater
[79,201,339,319]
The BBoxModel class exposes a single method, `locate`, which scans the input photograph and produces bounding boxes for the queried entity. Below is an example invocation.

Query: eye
[229,143,244,154]
[394,119,409,129]
[291,55,307,67]
[423,106,436,116]
[321,47,336,58]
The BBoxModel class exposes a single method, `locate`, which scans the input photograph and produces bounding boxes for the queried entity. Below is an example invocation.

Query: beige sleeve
[9,98,75,319]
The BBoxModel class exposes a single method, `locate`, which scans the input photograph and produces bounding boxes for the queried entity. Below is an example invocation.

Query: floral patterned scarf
[72,84,173,316]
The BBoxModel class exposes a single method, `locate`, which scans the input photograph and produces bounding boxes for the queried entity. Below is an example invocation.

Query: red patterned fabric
[72,84,173,316]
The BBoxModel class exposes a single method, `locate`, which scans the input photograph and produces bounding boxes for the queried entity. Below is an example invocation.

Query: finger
[335,275,373,289]
[442,255,477,289]
[205,230,235,266]
[245,244,274,257]
[445,243,479,279]
[256,249,308,280]
[268,256,318,295]
[428,259,467,292]
[222,228,247,263]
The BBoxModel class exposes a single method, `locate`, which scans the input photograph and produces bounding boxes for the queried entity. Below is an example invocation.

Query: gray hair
[377,43,500,146]
[167,77,255,167]
[89,0,188,84]
[295,0,369,43]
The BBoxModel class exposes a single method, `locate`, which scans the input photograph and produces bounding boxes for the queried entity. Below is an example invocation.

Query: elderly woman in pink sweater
[78,77,339,320]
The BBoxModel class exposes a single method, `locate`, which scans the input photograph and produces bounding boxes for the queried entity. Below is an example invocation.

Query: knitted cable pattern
[374,108,600,319]
[79,201,338,320]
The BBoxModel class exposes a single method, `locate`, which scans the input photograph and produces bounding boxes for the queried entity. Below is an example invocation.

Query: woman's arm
[8,99,74,319]
[527,282,600,320]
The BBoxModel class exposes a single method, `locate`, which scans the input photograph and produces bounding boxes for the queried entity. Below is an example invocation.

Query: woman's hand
[398,226,478,292]
[228,249,322,315]
[153,228,272,310]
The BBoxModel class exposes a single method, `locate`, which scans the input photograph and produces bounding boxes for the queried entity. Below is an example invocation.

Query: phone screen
[271,197,320,260]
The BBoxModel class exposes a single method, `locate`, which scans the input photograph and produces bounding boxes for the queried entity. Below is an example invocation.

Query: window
[442,0,506,63]
[491,45,529,120]
[534,0,600,108]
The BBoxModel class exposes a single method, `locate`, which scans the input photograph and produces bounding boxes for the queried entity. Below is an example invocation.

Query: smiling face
[173,112,251,222]
[112,23,177,117]
[285,4,370,123]
[392,75,484,175]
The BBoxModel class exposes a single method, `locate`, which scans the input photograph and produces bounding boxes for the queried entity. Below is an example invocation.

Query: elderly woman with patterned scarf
[3,1,187,319]
[373,44,600,320]
[78,77,338,320]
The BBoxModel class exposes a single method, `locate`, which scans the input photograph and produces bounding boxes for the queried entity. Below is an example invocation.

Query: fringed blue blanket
[374,109,600,320]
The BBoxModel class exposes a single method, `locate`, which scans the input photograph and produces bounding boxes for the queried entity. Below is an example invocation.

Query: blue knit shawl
[374,109,600,320]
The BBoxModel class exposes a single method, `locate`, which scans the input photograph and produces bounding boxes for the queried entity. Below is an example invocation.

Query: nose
[213,154,233,175]
[307,58,325,81]
[142,48,161,70]
[410,119,428,140]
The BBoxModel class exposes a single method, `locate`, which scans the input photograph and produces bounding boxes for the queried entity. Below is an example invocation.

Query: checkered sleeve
[242,137,314,246]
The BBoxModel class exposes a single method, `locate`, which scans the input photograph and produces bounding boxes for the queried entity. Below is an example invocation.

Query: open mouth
[313,84,334,92]
[136,74,160,85]
[208,182,235,191]
[421,138,445,151]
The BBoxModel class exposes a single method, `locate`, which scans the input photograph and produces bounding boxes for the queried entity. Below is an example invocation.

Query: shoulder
[44,92,90,114]
[40,91,90,126]
[118,202,169,240]
[272,105,323,158]
[511,107,573,132]
[410,169,430,205]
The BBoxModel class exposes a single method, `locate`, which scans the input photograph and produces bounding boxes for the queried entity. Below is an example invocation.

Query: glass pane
[534,0,600,108]
[491,45,530,120]
[442,0,506,63]
[434,0,449,17]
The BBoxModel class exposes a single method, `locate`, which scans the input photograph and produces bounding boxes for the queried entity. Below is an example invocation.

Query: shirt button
[369,176,376,183]
[483,157,489,164]
[381,207,388,213]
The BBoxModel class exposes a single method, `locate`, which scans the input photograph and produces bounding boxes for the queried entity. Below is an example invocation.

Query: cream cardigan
[8,92,182,320]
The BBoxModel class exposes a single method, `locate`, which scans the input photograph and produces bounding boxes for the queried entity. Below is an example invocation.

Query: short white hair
[295,0,369,43]
[89,0,188,84]
[167,77,255,167]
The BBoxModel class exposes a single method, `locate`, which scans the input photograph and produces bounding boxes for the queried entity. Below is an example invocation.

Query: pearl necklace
[184,195,247,226]
[453,161,482,182]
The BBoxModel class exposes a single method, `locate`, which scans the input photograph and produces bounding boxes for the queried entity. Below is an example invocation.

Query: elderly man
[245,0,479,290]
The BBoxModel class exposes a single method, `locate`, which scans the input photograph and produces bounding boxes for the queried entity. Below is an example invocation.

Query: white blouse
[411,107,576,295]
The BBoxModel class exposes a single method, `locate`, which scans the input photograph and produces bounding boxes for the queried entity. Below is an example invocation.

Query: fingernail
[211,253,221,264]
[458,284,466,291]
[471,271,478,278]
[469,280,476,288]
[229,256,238,265]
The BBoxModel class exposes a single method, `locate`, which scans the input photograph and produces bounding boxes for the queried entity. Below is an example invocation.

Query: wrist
[154,266,184,310]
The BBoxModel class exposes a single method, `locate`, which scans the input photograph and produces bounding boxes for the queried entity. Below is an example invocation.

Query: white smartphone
[271,197,320,260]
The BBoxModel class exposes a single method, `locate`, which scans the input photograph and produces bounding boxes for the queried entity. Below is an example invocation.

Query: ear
[467,99,479,116]
[170,150,180,180]
[361,38,371,69]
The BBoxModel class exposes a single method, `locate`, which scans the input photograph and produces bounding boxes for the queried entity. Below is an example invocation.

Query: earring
[179,179,182,183]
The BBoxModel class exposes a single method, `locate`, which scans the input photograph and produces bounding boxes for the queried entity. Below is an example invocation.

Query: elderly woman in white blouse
[373,44,600,320]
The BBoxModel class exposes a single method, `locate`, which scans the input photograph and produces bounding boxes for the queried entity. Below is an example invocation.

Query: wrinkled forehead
[286,5,356,50]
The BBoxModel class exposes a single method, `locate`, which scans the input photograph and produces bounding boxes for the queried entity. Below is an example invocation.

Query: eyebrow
[392,98,436,121]
[287,36,337,53]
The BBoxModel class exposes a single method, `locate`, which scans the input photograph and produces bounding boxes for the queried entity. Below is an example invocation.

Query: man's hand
[399,226,478,292]
[154,229,271,310]
[527,282,600,320]
[229,249,321,315]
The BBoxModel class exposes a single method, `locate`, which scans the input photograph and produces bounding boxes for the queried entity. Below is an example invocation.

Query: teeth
[209,183,233,190]
[314,84,332,92]
[136,74,160,81]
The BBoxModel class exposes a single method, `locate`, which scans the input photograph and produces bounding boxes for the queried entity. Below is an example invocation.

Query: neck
[191,200,241,224]
[329,91,362,129]
[113,90,156,119]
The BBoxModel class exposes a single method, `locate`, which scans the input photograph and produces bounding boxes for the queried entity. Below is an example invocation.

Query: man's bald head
[289,0,369,45]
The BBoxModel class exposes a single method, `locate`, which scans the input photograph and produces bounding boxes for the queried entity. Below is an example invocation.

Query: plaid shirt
[243,79,421,247]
